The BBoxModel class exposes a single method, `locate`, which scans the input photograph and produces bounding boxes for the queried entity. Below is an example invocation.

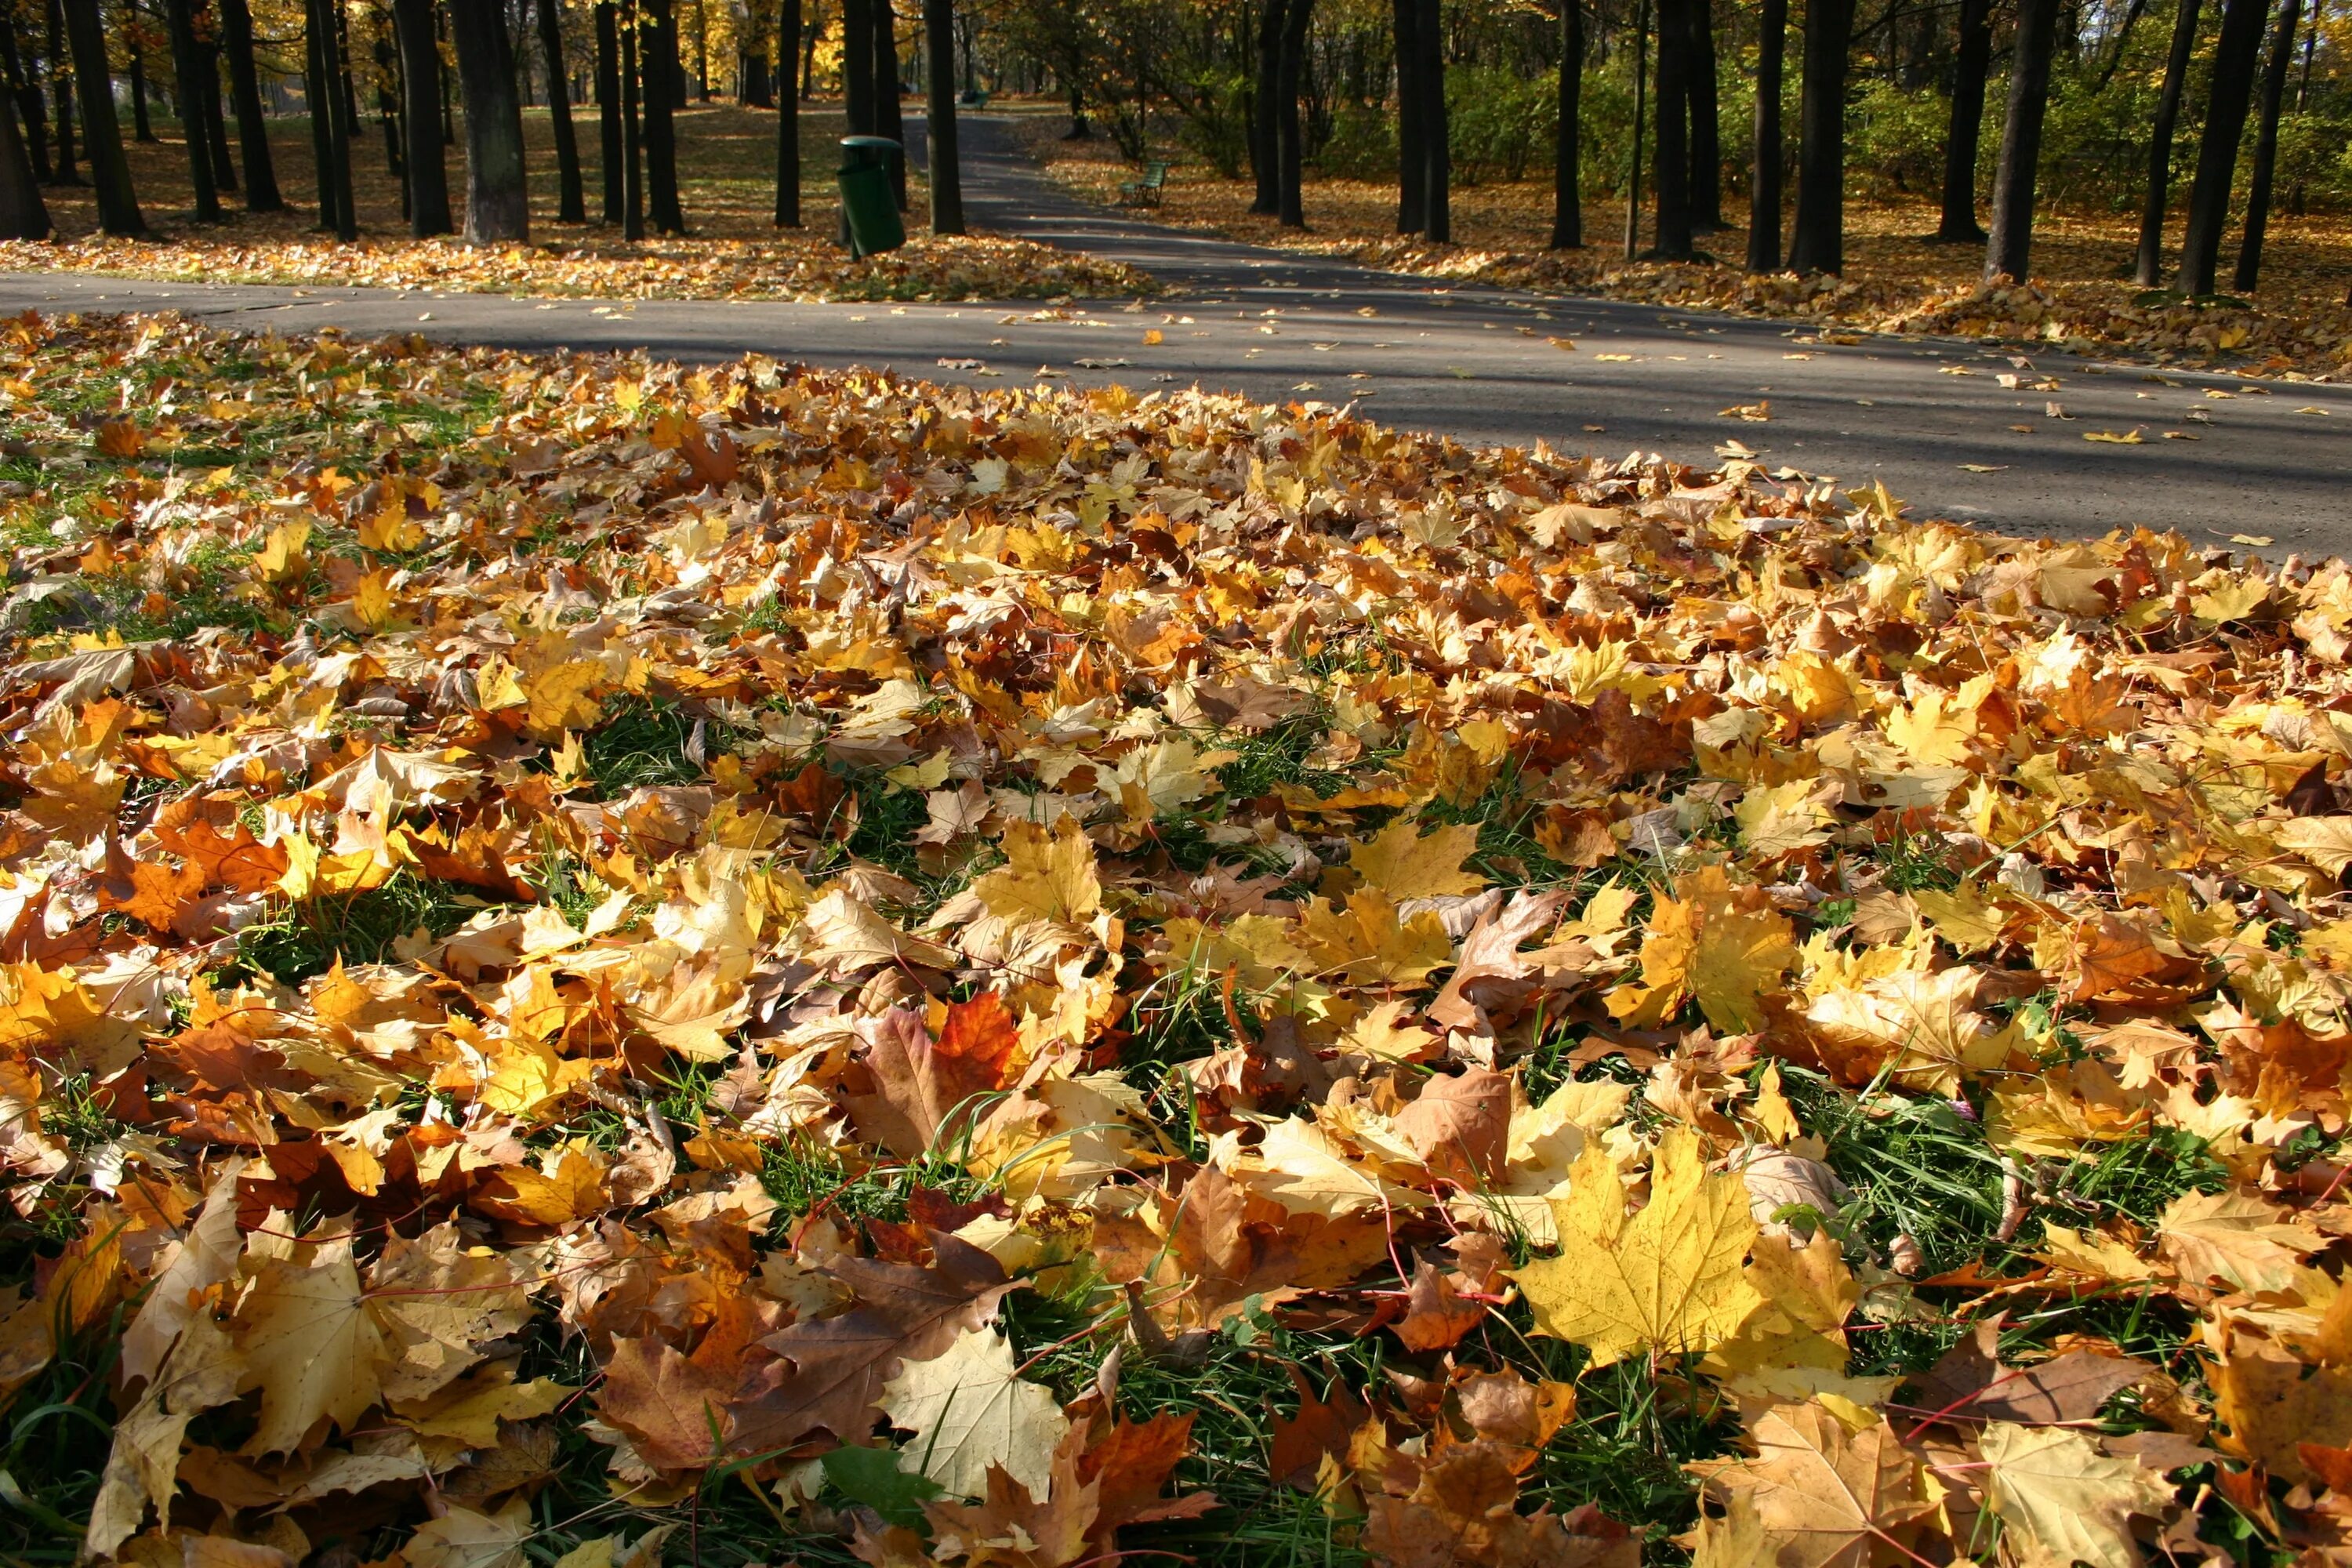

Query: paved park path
[5,112,2347,550]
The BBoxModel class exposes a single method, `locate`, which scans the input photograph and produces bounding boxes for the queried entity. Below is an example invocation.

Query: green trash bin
[838,136,906,259]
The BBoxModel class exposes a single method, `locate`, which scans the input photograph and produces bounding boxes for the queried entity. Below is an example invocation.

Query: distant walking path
[5,113,2347,550]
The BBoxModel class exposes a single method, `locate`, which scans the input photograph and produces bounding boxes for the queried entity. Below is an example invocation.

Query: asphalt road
[4,113,2347,551]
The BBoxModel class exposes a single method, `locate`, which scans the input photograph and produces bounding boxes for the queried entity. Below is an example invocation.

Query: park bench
[1119,161,1171,208]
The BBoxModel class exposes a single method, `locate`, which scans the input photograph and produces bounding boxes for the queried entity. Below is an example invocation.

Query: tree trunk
[307,0,355,236]
[535,0,584,220]
[595,0,622,220]
[394,0,448,232]
[1251,0,1284,215]
[923,0,960,232]
[843,0,873,134]
[621,0,641,236]
[641,0,683,230]
[1936,0,1991,241]
[1985,0,2058,279]
[2131,0,2201,281]
[1391,0,1421,233]
[1623,0,1646,257]
[201,36,237,191]
[1416,0,1446,241]
[165,0,222,218]
[374,17,403,205]
[0,20,49,183]
[773,0,798,223]
[873,0,904,207]
[2176,0,2266,294]
[2231,0,2299,292]
[61,0,139,229]
[46,0,76,185]
[1746,0,1783,269]
[129,38,153,139]
[220,0,283,208]
[1686,0,1720,230]
[1785,0,1850,271]
[1550,0,1581,247]
[450,0,529,241]
[1651,0,1692,257]
[0,67,51,235]
[1276,0,1311,226]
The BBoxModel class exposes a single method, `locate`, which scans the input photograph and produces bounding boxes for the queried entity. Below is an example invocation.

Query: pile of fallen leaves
[5,308,2352,1568]
[0,231,1154,305]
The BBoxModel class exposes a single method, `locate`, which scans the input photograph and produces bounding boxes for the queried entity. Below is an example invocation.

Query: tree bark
[449,0,529,241]
[1785,0,1850,271]
[772,0,798,223]
[1985,0,2058,279]
[1746,0,1783,269]
[1251,0,1284,215]
[2176,0,2266,295]
[393,0,448,232]
[539,0,586,220]
[1415,0,1446,241]
[923,0,959,232]
[306,0,354,236]
[1936,0,1991,241]
[61,0,140,229]
[165,0,222,217]
[1651,0,1692,257]
[1550,0,1581,247]
[46,0,75,185]
[595,0,622,221]
[1686,0,1720,230]
[1623,0,1646,257]
[129,36,153,139]
[200,33,236,191]
[621,0,641,236]
[2132,0,2201,281]
[0,19,49,183]
[843,0,873,133]
[1276,0,1311,226]
[2231,0,2299,292]
[641,0,683,230]
[0,66,51,235]
[873,0,904,206]
[220,0,283,208]
[1390,0,1421,233]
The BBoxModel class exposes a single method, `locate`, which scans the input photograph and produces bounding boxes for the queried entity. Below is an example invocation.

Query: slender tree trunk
[2176,0,2267,294]
[873,0,903,206]
[165,0,222,217]
[1686,0,1720,230]
[1936,0,1991,241]
[843,0,872,133]
[1550,0,1581,247]
[538,0,585,220]
[1276,0,1310,226]
[307,0,355,236]
[306,0,336,223]
[1747,0,1783,269]
[1416,0,1446,241]
[220,0,282,207]
[2231,0,2299,291]
[2132,0,2200,281]
[0,68,51,235]
[1251,0,1284,215]
[374,14,402,205]
[62,0,140,228]
[46,0,76,185]
[641,0,682,229]
[129,38,153,139]
[1985,0,2058,279]
[773,0,798,223]
[595,0,622,220]
[0,20,49,183]
[1785,0,1850,271]
[200,34,236,191]
[393,0,448,232]
[449,0,528,241]
[923,0,959,232]
[1651,0,1693,257]
[1391,0,1421,233]
[1624,0,1646,257]
[621,0,641,236]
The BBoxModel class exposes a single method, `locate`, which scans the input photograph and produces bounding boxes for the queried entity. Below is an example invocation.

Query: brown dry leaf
[1686,1400,1933,1568]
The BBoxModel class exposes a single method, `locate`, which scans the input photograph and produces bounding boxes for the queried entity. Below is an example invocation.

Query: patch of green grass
[1788,1070,2008,1286]
[1523,1354,1741,1549]
[0,1263,129,1561]
[560,695,741,799]
[1419,762,1581,890]
[234,872,498,982]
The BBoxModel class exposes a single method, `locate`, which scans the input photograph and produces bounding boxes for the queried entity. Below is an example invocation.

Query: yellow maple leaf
[1515,1128,1761,1366]
[1614,866,1795,1033]
[972,817,1102,925]
[1348,818,1484,901]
